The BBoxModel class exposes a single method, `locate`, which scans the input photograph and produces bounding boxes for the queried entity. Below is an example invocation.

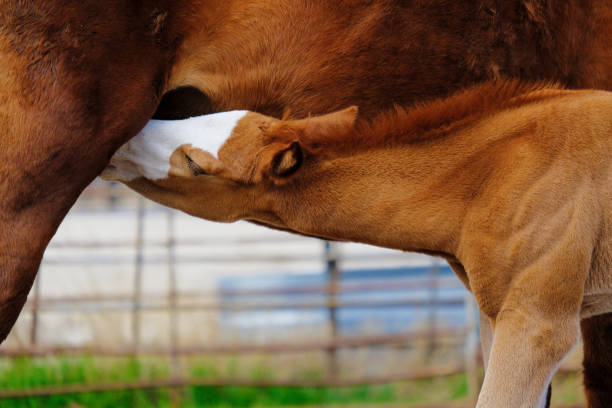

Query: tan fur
[113,82,612,407]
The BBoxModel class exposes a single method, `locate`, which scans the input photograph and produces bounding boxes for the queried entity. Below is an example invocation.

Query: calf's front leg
[471,221,590,407]
[476,308,579,408]
[479,292,553,408]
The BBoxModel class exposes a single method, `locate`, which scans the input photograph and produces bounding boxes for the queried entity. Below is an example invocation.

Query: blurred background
[0,180,584,408]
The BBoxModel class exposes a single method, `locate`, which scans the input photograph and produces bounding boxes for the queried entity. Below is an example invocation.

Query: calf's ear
[256,141,303,184]
[303,106,358,141]
[271,141,302,177]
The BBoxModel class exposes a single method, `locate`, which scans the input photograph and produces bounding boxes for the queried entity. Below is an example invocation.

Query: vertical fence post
[324,241,340,379]
[167,209,182,408]
[132,196,145,351]
[425,259,440,360]
[29,270,41,347]
[108,181,120,208]
[464,292,480,404]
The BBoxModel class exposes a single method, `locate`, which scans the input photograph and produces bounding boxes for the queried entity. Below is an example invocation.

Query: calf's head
[102,107,358,225]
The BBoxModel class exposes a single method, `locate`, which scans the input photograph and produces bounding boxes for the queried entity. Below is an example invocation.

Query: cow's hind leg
[0,216,52,342]
[0,1,179,342]
[582,314,612,408]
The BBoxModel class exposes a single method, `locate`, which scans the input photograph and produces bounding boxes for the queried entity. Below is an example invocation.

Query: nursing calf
[104,81,612,407]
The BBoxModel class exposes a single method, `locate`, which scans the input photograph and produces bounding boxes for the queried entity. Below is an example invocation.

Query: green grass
[0,356,582,408]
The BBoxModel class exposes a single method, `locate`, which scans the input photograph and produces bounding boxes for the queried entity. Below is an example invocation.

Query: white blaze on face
[103,111,248,181]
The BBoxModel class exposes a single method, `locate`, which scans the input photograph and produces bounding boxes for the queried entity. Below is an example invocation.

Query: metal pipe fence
[0,329,469,357]
[0,183,563,405]
[0,366,467,399]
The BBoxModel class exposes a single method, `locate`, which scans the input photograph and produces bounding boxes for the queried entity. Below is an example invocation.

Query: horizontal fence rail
[20,298,467,313]
[19,277,462,305]
[40,252,421,265]
[0,366,467,399]
[0,329,467,357]
[0,367,580,401]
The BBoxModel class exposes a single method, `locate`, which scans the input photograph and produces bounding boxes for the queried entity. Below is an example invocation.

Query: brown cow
[103,81,612,407]
[2,1,612,406]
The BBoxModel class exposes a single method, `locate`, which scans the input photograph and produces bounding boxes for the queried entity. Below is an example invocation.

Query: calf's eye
[185,154,207,176]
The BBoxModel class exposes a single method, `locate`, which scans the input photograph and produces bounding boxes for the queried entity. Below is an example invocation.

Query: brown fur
[295,81,568,151]
[162,0,612,119]
[111,82,612,406]
[0,0,187,350]
[582,315,612,408]
[3,1,612,405]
